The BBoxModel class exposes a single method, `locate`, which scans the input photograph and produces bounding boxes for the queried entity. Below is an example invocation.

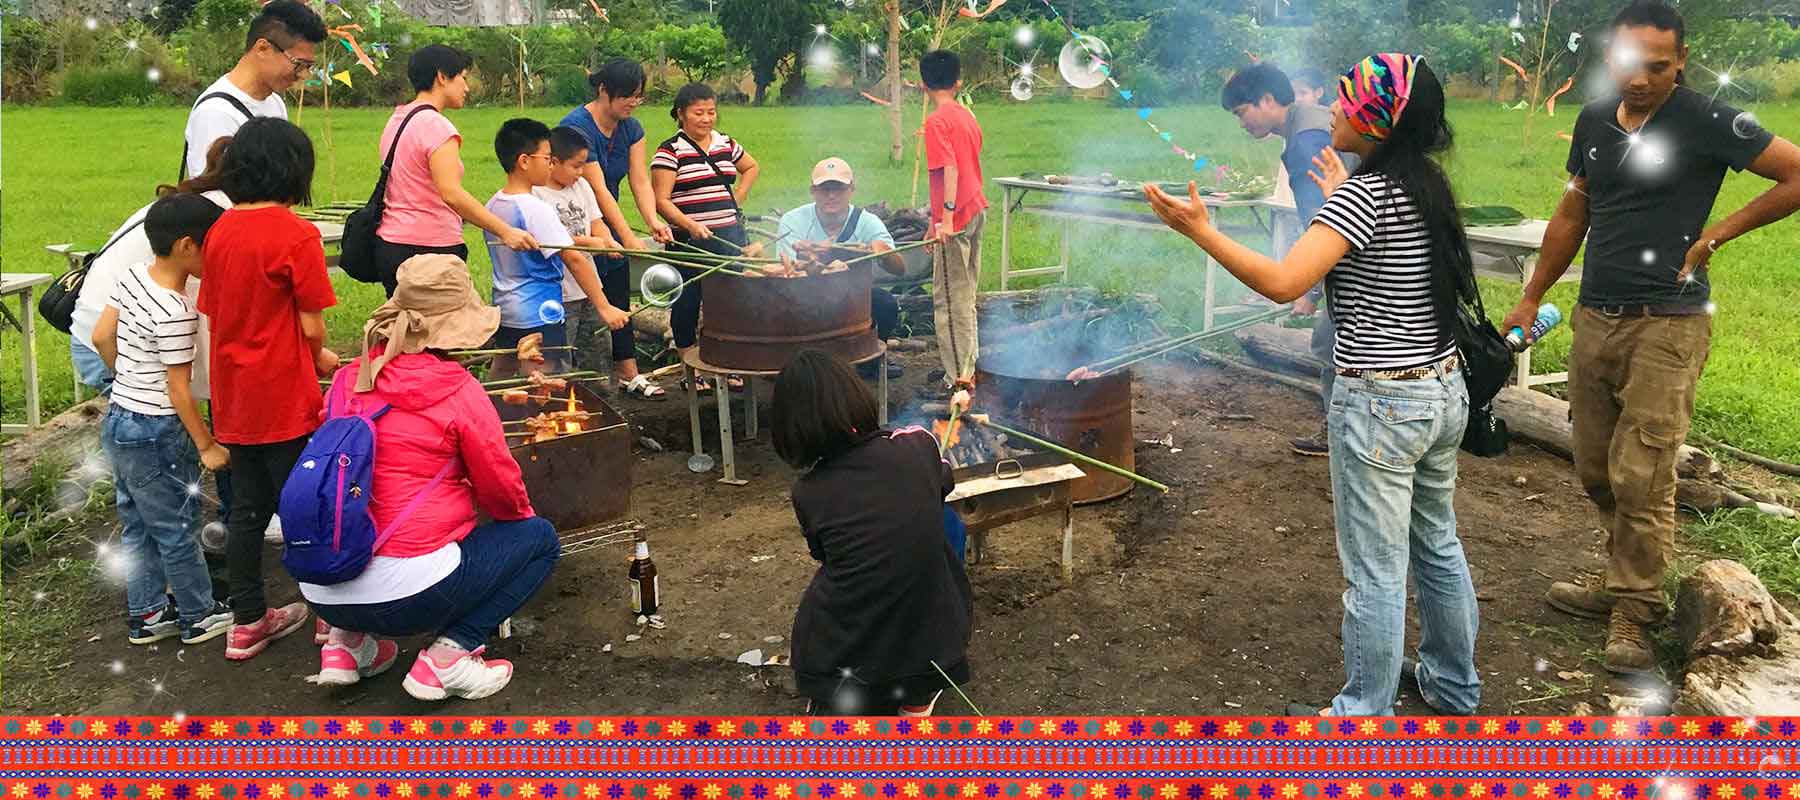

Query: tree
[717,0,826,104]
[653,23,743,85]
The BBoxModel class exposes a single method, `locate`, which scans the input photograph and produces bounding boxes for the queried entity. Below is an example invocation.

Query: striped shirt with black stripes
[1311,173,1458,372]
[651,131,745,231]
[107,263,199,416]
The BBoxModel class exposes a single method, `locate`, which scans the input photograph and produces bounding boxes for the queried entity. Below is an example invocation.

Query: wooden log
[1672,559,1800,715]
[1492,385,1723,481]
[1234,324,1322,377]
[1,396,109,496]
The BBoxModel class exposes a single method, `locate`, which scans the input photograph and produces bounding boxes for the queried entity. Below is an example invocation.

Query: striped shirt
[108,263,200,416]
[1311,173,1457,371]
[651,131,745,231]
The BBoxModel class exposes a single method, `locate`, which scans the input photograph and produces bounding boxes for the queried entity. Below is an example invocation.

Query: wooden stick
[563,244,780,265]
[480,371,601,390]
[452,345,574,358]
[1088,306,1293,376]
[835,238,934,268]
[969,415,1170,493]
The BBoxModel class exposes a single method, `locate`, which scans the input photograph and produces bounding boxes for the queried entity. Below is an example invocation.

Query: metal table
[1,273,56,433]
[994,177,1283,330]
[681,344,889,486]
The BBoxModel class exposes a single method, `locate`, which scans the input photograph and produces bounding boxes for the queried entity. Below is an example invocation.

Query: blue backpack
[279,385,451,585]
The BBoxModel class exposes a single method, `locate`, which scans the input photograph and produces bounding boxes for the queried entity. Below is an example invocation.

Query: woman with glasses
[181,0,324,179]
[557,58,669,398]
[371,45,539,298]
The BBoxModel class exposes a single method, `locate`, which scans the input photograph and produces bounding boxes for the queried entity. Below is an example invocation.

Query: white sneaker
[316,634,400,686]
[264,515,284,544]
[402,647,514,701]
[180,602,236,645]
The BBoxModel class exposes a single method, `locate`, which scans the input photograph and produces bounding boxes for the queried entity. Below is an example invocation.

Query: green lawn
[4,99,1799,461]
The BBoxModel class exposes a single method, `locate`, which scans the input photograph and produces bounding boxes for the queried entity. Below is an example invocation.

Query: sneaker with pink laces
[224,602,310,661]
[314,618,331,645]
[401,647,514,701]
[316,634,399,686]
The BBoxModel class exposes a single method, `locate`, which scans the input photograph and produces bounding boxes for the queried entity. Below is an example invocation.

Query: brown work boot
[1603,606,1658,675]
[1546,581,1616,619]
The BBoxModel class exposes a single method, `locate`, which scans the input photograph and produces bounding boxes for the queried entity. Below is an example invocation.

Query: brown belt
[1336,354,1461,381]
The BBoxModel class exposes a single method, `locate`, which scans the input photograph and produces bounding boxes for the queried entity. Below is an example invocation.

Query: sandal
[681,375,714,393]
[726,375,747,393]
[619,374,668,401]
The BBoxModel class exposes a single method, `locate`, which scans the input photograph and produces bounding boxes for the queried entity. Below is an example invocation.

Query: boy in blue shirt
[485,118,628,378]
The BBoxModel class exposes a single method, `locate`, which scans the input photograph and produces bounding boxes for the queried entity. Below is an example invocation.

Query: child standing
[487,118,628,379]
[198,117,336,660]
[534,126,648,390]
[91,193,237,646]
[921,51,988,393]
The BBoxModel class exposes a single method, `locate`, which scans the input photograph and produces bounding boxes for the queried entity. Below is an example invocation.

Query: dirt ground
[2,348,1636,717]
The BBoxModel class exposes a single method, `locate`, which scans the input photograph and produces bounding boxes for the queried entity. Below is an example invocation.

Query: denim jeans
[1311,307,1337,415]
[310,517,559,650]
[102,407,216,626]
[71,339,114,396]
[1326,367,1479,716]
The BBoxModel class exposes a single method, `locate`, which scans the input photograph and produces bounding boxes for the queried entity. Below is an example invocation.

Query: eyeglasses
[267,40,315,74]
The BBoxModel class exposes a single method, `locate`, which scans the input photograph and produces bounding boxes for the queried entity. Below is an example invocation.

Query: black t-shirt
[1566,86,1772,307]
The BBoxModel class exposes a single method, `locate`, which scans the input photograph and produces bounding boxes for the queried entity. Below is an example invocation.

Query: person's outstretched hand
[1143,181,1213,240]
[1308,147,1350,199]
[499,226,540,252]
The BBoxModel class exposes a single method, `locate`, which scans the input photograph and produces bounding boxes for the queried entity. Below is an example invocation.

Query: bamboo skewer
[561,244,781,265]
[968,414,1170,493]
[830,238,935,269]
[451,345,574,358]
[1077,305,1294,377]
[480,371,601,390]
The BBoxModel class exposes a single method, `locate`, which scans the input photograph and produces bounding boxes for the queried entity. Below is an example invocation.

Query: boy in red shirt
[197,117,340,661]
[922,50,988,392]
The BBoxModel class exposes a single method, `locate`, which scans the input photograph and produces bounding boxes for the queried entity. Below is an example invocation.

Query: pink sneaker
[314,618,331,645]
[224,602,309,661]
[316,635,399,686]
[401,647,514,701]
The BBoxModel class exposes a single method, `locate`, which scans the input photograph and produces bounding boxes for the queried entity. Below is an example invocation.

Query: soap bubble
[146,67,163,83]
[639,263,683,307]
[1009,77,1034,101]
[538,299,566,324]
[1732,111,1762,139]
[1013,25,1035,47]
[1058,34,1112,90]
[83,16,99,29]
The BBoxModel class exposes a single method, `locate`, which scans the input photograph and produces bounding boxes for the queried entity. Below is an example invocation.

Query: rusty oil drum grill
[696,262,883,372]
[973,359,1134,505]
[489,380,633,532]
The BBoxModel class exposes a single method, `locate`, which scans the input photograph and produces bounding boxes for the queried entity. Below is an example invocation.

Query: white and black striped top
[1311,173,1457,371]
[108,263,199,416]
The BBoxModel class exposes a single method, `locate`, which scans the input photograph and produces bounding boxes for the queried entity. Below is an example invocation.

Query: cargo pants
[1567,305,1712,618]
[932,211,985,384]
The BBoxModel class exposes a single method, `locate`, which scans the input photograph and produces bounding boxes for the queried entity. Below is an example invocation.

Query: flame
[933,417,963,450]
[564,421,581,434]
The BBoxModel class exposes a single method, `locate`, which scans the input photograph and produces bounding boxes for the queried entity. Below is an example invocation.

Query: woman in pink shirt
[300,254,557,702]
[373,45,538,297]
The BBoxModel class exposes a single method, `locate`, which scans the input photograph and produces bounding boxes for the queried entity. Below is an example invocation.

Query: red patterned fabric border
[2,717,1797,800]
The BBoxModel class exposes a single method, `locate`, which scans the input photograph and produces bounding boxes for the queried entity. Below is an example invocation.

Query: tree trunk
[1672,560,1800,715]
[886,0,904,163]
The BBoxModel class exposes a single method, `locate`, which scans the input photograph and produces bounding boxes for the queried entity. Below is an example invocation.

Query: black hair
[1291,67,1329,92]
[920,50,961,91]
[589,58,647,100]
[1220,63,1295,110]
[549,126,591,161]
[1613,0,1684,47]
[770,349,880,469]
[408,44,474,93]
[158,136,232,198]
[495,118,552,173]
[145,193,227,258]
[670,83,716,121]
[1336,60,1476,346]
[219,117,314,206]
[244,0,325,53]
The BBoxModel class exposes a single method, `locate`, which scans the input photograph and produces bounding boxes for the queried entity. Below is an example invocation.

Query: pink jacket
[322,349,534,558]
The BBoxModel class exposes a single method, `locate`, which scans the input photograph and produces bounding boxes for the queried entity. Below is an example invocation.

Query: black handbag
[38,218,146,336]
[1446,293,1516,457]
[339,105,436,284]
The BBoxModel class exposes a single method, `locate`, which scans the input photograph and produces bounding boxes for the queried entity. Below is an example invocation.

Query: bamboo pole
[480,371,601,390]
[968,415,1170,493]
[1079,305,1293,376]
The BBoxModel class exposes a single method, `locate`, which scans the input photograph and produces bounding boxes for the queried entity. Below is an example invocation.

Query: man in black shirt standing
[1502,0,1800,675]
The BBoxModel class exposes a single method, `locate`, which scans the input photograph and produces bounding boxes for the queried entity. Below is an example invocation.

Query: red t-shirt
[197,206,337,445]
[925,101,989,230]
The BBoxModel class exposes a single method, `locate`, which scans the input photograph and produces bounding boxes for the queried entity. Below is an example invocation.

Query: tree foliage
[717,0,827,103]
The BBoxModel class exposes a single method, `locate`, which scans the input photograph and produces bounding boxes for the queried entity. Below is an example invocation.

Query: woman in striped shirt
[651,83,761,382]
[1146,55,1482,717]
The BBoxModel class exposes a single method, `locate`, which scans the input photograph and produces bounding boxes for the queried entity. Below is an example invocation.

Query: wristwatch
[943,201,956,212]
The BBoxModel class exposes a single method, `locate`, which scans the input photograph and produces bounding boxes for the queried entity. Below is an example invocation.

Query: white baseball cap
[811,157,854,186]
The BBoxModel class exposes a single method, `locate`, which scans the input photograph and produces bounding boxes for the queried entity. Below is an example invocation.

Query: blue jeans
[102,407,216,626]
[1311,307,1337,415]
[1326,367,1479,716]
[310,517,559,650]
[71,339,114,396]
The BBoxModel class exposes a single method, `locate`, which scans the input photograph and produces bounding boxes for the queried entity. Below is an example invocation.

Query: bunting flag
[333,69,353,87]
[587,0,608,20]
[957,0,1006,18]
[330,24,379,75]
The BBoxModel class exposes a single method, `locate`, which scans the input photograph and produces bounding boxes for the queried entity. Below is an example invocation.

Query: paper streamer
[1499,55,1527,81]
[330,24,379,75]
[587,0,608,21]
[1034,0,1209,171]
[1545,76,1574,115]
[957,0,1005,18]
[859,90,892,106]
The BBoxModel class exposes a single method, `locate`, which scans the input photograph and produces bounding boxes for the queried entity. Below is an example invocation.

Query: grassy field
[3,98,1799,464]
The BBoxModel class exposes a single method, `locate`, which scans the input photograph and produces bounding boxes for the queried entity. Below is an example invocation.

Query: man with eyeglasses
[181,0,326,179]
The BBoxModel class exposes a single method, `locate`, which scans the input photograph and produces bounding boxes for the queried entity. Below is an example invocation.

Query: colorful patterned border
[1,718,1796,799]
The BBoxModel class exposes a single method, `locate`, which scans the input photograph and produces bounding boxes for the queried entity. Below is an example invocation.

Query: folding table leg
[745,377,758,439]
[1060,506,1075,584]
[716,376,746,486]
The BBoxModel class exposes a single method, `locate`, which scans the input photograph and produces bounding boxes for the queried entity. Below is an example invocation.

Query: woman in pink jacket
[301,254,556,702]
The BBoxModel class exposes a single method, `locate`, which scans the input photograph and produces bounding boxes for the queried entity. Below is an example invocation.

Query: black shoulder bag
[38,218,147,335]
[1447,288,1517,457]
[179,92,255,181]
[339,105,437,284]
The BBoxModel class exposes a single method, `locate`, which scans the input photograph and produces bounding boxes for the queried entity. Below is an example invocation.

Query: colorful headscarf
[1338,53,1420,142]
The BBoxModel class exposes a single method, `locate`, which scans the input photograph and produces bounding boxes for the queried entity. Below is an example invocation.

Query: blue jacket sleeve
[1284,129,1334,227]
